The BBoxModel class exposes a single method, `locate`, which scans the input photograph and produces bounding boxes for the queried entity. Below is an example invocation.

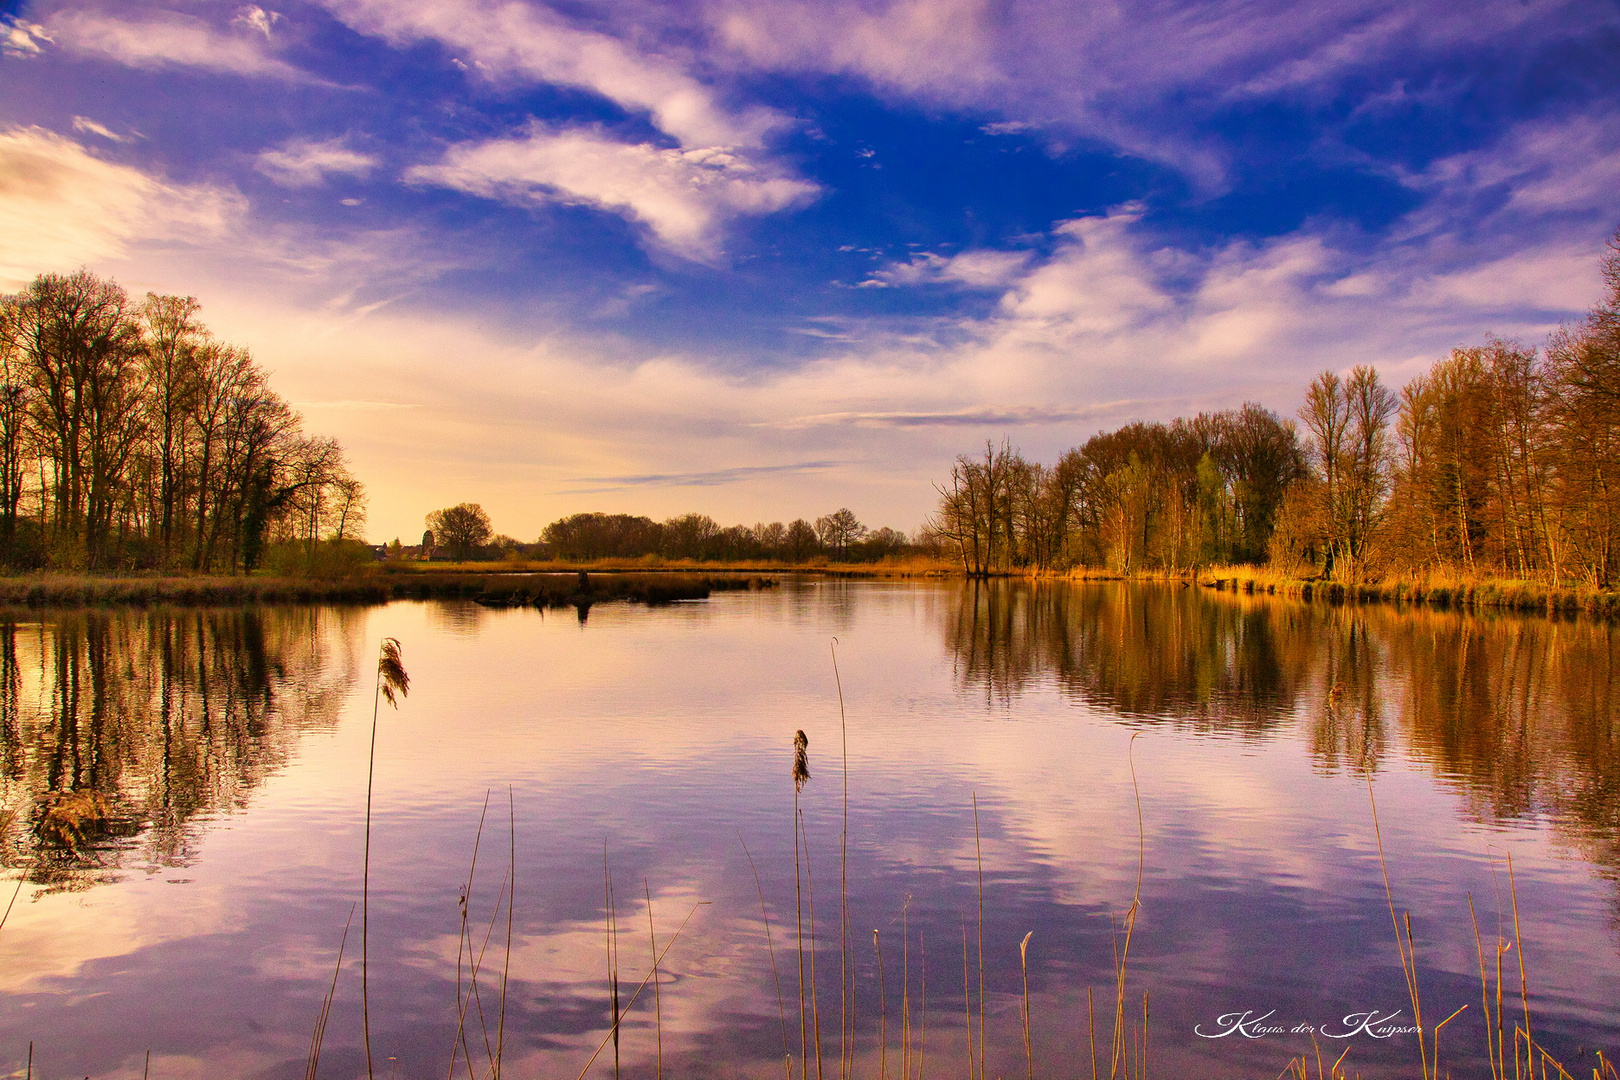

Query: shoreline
[1192,566,1620,618]
[2,562,1613,618]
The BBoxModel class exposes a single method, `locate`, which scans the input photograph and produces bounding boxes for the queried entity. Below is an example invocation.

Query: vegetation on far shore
[927,228,1620,610]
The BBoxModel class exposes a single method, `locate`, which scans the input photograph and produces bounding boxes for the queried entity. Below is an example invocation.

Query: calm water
[1,581,1616,1079]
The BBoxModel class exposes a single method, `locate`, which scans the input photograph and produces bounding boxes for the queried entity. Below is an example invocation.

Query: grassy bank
[0,571,775,609]
[1197,565,1620,617]
[378,555,957,577]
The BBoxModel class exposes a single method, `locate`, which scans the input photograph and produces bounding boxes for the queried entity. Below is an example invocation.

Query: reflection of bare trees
[942,579,1313,730]
[1379,609,1620,872]
[940,580,1620,876]
[0,608,360,892]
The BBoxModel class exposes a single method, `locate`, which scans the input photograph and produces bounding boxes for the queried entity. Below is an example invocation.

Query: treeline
[532,508,910,563]
[0,271,364,573]
[931,229,1620,587]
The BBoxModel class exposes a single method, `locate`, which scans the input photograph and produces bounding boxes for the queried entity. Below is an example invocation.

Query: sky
[1,0,1617,542]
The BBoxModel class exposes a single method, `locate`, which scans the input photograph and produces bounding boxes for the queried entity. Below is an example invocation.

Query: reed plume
[363,637,409,1080]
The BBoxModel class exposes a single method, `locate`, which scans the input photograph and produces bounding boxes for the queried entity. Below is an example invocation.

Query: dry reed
[362,636,409,1080]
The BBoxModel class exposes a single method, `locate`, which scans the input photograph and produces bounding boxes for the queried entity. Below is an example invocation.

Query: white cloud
[1409,112,1620,222]
[712,0,998,97]
[1,15,52,56]
[407,125,816,259]
[862,248,1033,289]
[700,0,1603,192]
[71,115,130,143]
[49,9,314,81]
[233,5,282,38]
[318,0,783,148]
[0,126,239,289]
[256,137,379,187]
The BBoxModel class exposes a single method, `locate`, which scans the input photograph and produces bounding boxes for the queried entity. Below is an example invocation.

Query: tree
[815,508,866,560]
[427,502,492,559]
[785,518,820,561]
[0,269,361,572]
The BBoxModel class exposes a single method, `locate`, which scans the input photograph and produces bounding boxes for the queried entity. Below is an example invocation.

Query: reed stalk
[645,879,663,1080]
[1508,853,1533,1080]
[0,872,22,935]
[794,729,811,1080]
[467,867,512,1068]
[1108,734,1145,1080]
[449,794,492,1080]
[972,793,985,1080]
[1088,987,1097,1080]
[1469,894,1509,1080]
[962,924,974,1080]
[305,904,356,1080]
[875,929,887,1080]
[832,639,851,1080]
[902,897,912,1080]
[604,851,621,1080]
[803,809,826,1080]
[572,902,709,1080]
[1368,775,1430,1080]
[494,787,515,1080]
[740,833,793,1080]
[1019,931,1033,1080]
[362,637,409,1080]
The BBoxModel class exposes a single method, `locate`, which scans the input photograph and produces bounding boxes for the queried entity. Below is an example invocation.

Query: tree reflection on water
[0,607,361,893]
[941,580,1619,883]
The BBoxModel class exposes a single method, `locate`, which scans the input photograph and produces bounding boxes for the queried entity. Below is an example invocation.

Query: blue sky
[2,0,1617,541]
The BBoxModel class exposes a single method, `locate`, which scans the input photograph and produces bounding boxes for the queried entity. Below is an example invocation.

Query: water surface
[1,582,1616,1079]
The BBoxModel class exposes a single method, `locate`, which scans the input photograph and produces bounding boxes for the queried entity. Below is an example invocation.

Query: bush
[262,538,375,579]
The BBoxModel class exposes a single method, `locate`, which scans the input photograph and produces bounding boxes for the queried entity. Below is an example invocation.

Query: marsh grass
[1199,565,1620,618]
[0,571,776,609]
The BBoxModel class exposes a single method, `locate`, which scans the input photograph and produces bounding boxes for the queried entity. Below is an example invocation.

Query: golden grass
[1199,564,1620,617]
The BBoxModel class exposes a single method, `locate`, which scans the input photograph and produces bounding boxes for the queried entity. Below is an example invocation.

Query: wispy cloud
[1,14,52,56]
[256,137,379,187]
[0,126,239,288]
[407,125,816,259]
[860,248,1032,289]
[319,0,784,149]
[70,115,131,143]
[50,9,315,81]
[293,399,421,411]
[561,460,840,493]
[762,405,1144,429]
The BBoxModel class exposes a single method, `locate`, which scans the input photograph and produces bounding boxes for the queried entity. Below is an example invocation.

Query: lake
[1,580,1616,1079]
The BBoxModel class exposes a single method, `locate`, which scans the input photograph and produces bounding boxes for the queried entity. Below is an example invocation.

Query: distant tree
[857,526,908,561]
[426,502,492,559]
[753,521,788,557]
[815,508,867,560]
[785,518,820,561]
[541,512,661,559]
[662,512,720,560]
